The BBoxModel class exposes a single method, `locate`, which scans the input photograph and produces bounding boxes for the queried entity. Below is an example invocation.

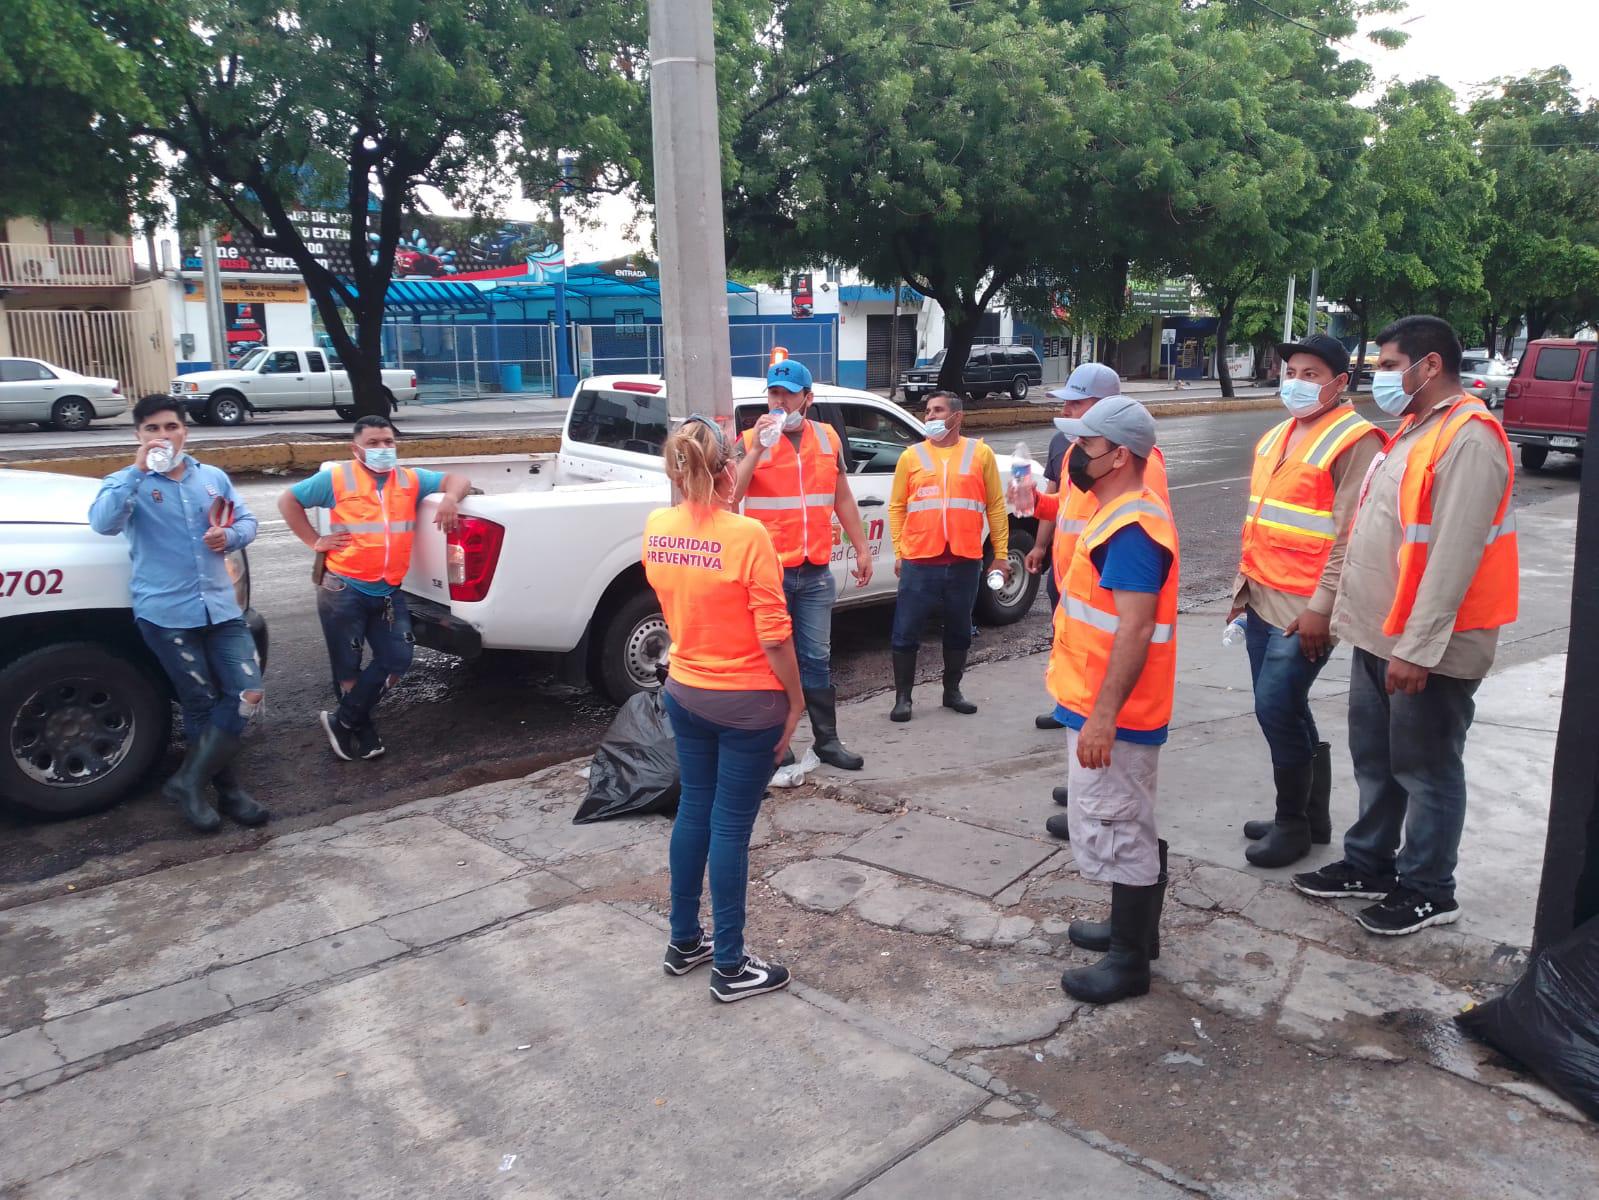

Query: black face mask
[1067,443,1115,492]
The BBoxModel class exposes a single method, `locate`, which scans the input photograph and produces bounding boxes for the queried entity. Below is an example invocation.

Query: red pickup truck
[1502,339,1594,471]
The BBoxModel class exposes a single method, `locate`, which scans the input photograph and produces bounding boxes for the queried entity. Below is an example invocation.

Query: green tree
[4,1,644,416]
[1324,79,1494,380]
[1470,69,1599,349]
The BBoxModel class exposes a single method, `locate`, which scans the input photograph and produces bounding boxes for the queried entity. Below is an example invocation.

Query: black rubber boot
[941,646,978,714]
[1069,839,1167,959]
[1035,710,1064,729]
[889,650,917,723]
[1246,762,1316,869]
[1246,741,1334,841]
[1045,812,1071,841]
[805,687,863,771]
[161,725,239,833]
[1061,882,1159,1005]
[1308,740,1333,844]
[1052,785,1070,807]
[212,759,270,826]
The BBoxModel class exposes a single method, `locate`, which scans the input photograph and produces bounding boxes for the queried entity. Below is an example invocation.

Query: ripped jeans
[137,617,264,739]
[315,579,414,731]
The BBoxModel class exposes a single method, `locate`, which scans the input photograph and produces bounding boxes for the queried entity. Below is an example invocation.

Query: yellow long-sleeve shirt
[888,437,1008,562]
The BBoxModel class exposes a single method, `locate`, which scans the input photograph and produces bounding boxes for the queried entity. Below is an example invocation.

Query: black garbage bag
[572,687,680,824]
[1455,915,1599,1120]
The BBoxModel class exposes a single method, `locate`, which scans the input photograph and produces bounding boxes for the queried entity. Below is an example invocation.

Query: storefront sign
[184,279,310,304]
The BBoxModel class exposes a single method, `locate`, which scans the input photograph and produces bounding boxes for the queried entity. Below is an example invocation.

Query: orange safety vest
[1040,448,1171,591]
[324,460,421,587]
[1239,406,1379,597]
[739,419,840,568]
[900,437,989,560]
[1381,396,1518,637]
[1046,487,1181,733]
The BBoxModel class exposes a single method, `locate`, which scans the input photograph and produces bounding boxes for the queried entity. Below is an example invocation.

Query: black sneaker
[319,711,359,762]
[709,953,791,1002]
[354,722,386,761]
[1292,861,1397,900]
[662,935,715,976]
[1357,888,1461,936]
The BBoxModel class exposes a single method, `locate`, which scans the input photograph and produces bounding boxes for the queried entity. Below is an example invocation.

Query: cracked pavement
[0,493,1593,1197]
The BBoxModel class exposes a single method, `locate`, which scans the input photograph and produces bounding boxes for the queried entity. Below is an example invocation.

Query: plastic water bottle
[1222,615,1247,648]
[1010,442,1036,516]
[757,411,783,449]
[986,569,1006,590]
[145,441,175,474]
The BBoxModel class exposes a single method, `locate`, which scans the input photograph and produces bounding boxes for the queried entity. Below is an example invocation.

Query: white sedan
[0,357,128,431]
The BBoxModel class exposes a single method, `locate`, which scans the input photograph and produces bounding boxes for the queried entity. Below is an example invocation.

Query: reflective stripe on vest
[900,437,988,559]
[324,462,420,587]
[1239,406,1378,598]
[1045,486,1181,732]
[740,419,840,567]
[1381,397,1518,636]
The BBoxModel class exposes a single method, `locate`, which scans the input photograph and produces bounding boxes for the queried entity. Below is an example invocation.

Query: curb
[1,431,564,479]
[959,396,1280,430]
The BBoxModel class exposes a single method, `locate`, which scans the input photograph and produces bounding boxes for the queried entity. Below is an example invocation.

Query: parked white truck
[170,346,419,426]
[373,376,1040,702]
[0,470,267,818]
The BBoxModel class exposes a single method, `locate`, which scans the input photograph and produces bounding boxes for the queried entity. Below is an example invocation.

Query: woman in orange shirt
[645,417,804,1002]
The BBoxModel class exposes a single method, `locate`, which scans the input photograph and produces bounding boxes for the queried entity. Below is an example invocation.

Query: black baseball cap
[1276,332,1350,378]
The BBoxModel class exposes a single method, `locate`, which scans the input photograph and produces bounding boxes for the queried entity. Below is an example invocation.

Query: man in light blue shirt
[90,394,267,832]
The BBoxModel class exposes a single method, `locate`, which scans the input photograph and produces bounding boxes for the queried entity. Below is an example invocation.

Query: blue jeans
[891,558,983,653]
[1244,607,1329,768]
[315,580,415,729]
[137,617,263,739]
[663,691,783,968]
[783,563,836,690]
[1342,648,1480,902]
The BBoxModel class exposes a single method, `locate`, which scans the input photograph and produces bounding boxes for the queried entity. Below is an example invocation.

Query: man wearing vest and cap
[887,390,1009,720]
[1045,393,1178,1004]
[1026,364,1170,840]
[279,416,471,762]
[733,356,873,769]
[1293,316,1517,937]
[1232,334,1382,870]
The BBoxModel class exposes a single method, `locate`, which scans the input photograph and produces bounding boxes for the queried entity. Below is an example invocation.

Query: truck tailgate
[404,494,452,604]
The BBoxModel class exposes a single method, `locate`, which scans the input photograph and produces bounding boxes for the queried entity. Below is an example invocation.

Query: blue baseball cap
[766,358,813,393]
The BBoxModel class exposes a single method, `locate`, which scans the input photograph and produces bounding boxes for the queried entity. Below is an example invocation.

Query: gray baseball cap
[1046,362,1121,404]
[1053,392,1157,457]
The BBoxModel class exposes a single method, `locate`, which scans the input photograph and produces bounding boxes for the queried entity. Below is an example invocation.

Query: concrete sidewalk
[1,494,1592,1197]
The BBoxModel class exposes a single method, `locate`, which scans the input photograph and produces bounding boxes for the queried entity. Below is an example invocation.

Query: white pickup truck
[170,346,419,426]
[382,376,1040,702]
[0,470,267,818]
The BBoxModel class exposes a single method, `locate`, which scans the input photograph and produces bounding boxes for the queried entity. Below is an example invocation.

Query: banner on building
[183,279,309,305]
[791,272,814,319]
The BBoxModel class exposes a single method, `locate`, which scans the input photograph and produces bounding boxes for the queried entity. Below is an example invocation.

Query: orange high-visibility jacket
[1036,448,1170,591]
[643,505,793,692]
[899,437,989,560]
[1238,406,1380,597]
[1046,487,1181,733]
[739,419,840,568]
[325,461,420,587]
[1381,397,1518,637]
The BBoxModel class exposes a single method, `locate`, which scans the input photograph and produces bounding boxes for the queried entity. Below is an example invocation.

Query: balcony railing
[0,242,135,288]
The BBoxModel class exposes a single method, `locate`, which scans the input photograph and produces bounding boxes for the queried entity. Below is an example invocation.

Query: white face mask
[1279,377,1328,418]
[923,418,948,439]
[1371,367,1415,417]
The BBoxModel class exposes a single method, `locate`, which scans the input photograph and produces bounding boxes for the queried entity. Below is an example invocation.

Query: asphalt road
[0,405,1582,894]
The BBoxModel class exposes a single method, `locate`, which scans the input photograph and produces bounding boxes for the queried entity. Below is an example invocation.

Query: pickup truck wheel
[593,591,669,704]
[1010,375,1031,401]
[0,642,171,820]
[50,397,93,432]
[974,528,1041,626]
[1521,445,1548,472]
[335,406,359,421]
[207,392,247,426]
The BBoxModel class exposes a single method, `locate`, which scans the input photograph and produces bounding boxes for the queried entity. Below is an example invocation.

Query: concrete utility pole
[1533,360,1599,950]
[647,0,733,428]
[199,225,228,368]
[1281,275,1296,344]
[1305,266,1319,337]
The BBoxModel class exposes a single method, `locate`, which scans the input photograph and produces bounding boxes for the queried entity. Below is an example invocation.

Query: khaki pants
[1064,728,1162,886]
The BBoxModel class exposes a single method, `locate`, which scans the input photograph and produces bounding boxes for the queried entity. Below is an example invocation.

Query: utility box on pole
[648,0,734,429]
